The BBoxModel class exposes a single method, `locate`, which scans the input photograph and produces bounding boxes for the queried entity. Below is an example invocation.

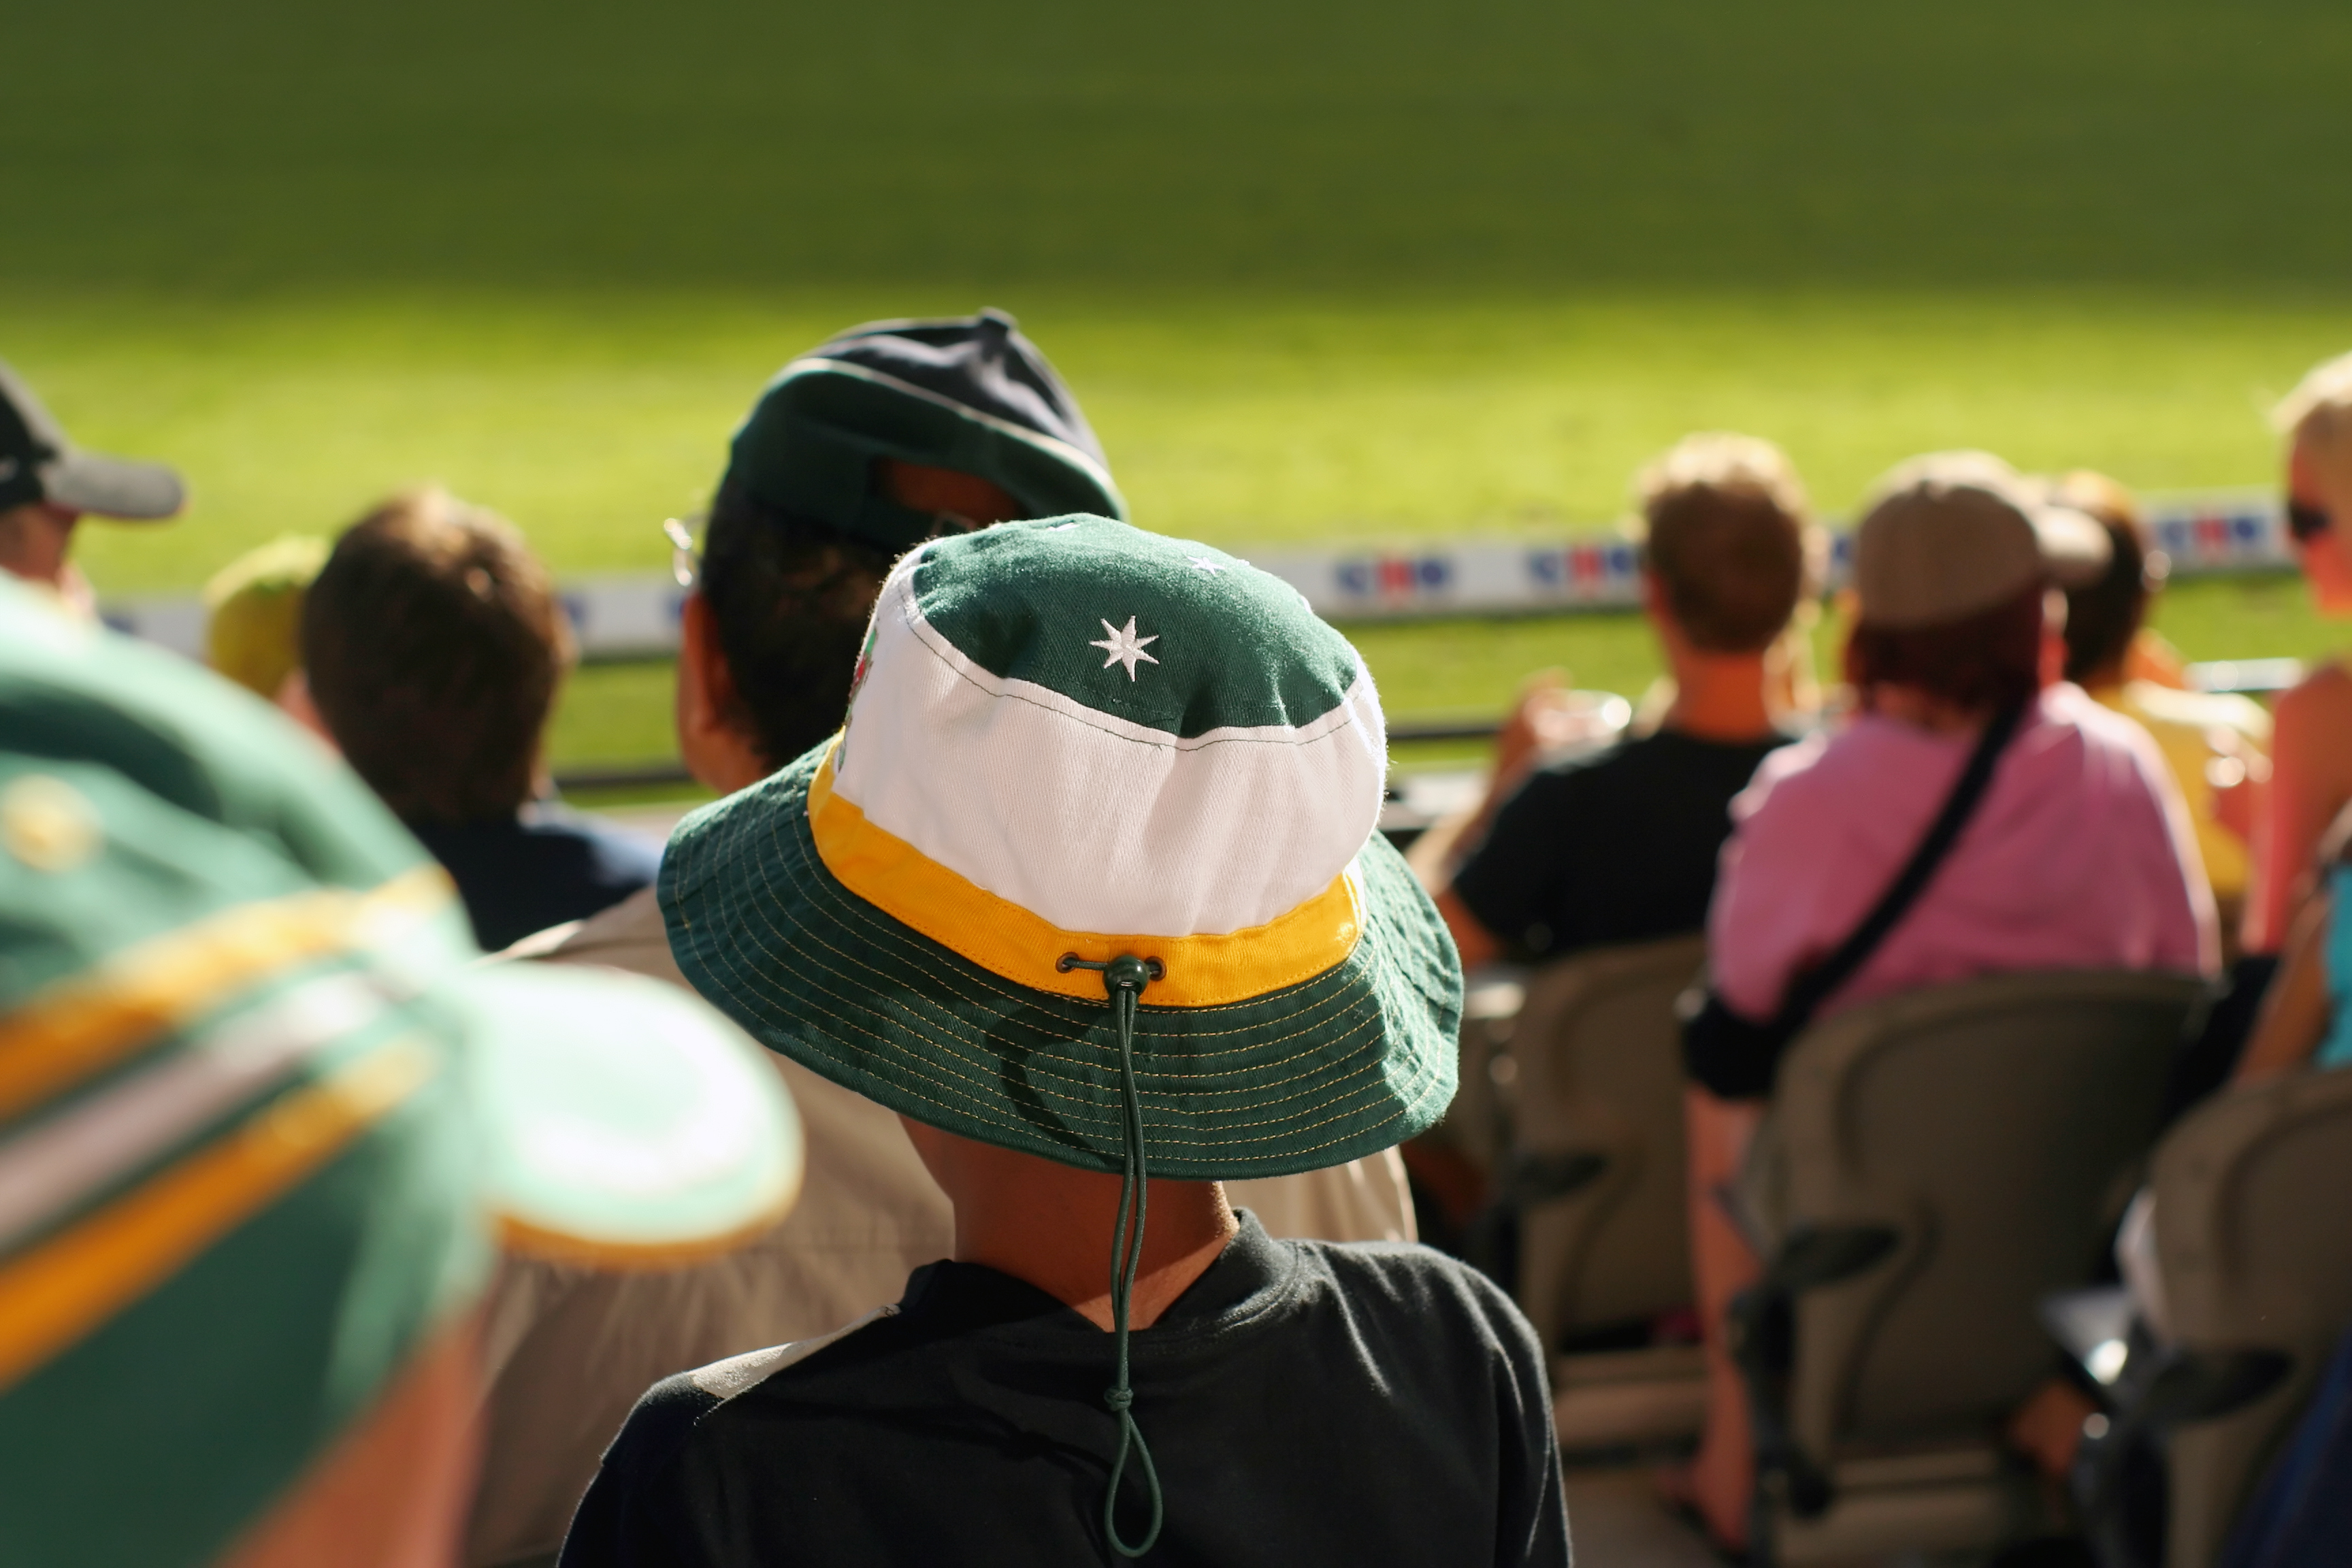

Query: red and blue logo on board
[1524,541,1639,601]
[1334,554,1453,602]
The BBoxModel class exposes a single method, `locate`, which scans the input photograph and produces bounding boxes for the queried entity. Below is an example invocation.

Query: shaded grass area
[549,575,2346,798]
[8,1,2349,295]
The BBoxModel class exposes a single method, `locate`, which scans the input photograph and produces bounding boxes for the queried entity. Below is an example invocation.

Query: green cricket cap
[721,309,1126,552]
[0,583,802,1568]
[0,361,184,521]
[661,514,1461,1180]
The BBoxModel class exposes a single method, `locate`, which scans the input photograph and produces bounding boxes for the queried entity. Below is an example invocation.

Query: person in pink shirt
[1665,451,2217,1547]
[1709,631,2216,1041]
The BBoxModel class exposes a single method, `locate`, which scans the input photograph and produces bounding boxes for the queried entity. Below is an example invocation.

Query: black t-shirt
[408,804,662,952]
[1452,728,1791,960]
[560,1213,1569,1568]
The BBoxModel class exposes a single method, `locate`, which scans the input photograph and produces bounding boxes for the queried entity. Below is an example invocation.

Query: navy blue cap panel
[720,310,1122,551]
[808,309,1108,468]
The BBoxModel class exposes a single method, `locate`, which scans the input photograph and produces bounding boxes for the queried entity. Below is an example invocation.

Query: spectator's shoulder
[1290,1239,1541,1356]
[1468,739,1631,858]
[1492,732,1671,822]
[2048,683,2173,777]
[604,1306,900,1476]
[2274,659,2352,726]
[1728,725,1837,825]
[519,885,679,979]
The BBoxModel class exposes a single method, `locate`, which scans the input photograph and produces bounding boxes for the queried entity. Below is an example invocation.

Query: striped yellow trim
[808,752,1362,1007]
[0,1039,438,1392]
[0,865,453,1124]
[495,1152,804,1272]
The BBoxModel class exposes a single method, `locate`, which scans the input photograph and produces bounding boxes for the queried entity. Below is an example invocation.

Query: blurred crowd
[2,321,2350,1568]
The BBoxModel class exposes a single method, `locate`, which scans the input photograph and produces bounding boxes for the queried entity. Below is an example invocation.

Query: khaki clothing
[466,887,1414,1567]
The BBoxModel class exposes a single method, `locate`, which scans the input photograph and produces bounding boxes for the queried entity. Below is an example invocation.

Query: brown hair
[2054,470,2156,687]
[301,487,572,823]
[1846,583,2044,715]
[1636,433,1816,654]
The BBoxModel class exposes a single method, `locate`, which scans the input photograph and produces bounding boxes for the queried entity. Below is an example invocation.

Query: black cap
[722,309,1124,551]
[0,362,184,521]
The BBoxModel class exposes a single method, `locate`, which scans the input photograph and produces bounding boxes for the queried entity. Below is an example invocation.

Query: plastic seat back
[1752,969,2203,1457]
[1512,933,1708,1346]
[2149,1066,2352,1568]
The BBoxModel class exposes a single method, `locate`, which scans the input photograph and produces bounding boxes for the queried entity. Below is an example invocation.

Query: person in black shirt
[561,519,1569,1566]
[1440,432,1820,968]
[567,1211,1559,1568]
[298,486,660,951]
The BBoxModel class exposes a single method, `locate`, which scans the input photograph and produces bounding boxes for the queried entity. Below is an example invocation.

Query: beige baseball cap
[1852,451,2111,630]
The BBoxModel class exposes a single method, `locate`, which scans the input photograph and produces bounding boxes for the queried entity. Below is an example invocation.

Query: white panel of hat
[99,489,2289,662]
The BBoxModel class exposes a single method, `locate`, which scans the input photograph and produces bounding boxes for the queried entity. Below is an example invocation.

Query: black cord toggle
[1060,950,1166,1557]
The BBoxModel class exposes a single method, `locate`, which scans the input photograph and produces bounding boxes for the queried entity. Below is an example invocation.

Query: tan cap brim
[2029,500,2113,588]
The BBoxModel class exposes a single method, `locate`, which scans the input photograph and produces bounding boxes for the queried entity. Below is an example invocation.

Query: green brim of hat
[455,962,804,1264]
[660,743,1461,1181]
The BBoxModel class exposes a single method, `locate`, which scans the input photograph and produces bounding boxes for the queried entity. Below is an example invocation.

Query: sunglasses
[2289,498,2332,543]
[660,508,989,593]
[662,517,702,589]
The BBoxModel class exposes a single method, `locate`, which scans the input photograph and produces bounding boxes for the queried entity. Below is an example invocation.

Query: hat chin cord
[1057,952,1168,1558]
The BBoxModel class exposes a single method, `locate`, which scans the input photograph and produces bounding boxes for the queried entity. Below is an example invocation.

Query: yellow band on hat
[807,753,1362,1007]
[0,1038,436,1394]
[0,865,454,1124]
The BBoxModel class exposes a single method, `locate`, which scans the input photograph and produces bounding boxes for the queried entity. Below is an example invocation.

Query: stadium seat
[2073,1066,2352,1568]
[1727,969,2206,1564]
[1503,934,1710,1450]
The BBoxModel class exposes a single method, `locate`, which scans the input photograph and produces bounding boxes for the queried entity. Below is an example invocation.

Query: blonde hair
[2276,352,2352,500]
[1631,432,1822,653]
[1636,431,1812,521]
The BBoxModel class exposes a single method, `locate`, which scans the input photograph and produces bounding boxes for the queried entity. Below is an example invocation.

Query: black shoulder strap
[1766,696,2031,1032]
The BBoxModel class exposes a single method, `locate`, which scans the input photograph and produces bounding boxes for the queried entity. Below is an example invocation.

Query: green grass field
[10,0,2351,782]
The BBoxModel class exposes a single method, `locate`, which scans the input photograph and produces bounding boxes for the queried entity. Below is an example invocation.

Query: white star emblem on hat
[1089,616,1160,681]
[1186,557,1227,574]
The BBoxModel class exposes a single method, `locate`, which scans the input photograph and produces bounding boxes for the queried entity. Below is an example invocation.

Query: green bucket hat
[721,309,1126,551]
[0,584,802,1568]
[659,514,1459,1554]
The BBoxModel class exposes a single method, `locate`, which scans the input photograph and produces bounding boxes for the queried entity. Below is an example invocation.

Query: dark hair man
[1705,449,2215,1088]
[1439,432,1820,971]
[563,517,1569,1567]
[0,361,184,614]
[473,313,1411,1568]
[299,485,660,952]
[0,576,796,1568]
[674,308,1124,778]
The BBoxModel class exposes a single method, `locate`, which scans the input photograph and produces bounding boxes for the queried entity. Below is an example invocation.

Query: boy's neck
[901,1118,1239,1331]
[954,1174,1237,1332]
